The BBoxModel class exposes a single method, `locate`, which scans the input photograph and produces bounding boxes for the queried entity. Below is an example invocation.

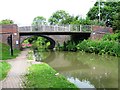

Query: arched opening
[20,35,56,50]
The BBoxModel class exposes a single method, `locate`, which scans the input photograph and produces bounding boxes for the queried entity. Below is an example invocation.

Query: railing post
[80,25,82,32]
[56,25,58,31]
[53,25,55,32]
[43,25,45,31]
[30,26,32,31]
[69,25,71,31]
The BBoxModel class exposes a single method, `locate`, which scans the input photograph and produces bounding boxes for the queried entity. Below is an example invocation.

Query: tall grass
[0,62,11,80]
[0,43,20,60]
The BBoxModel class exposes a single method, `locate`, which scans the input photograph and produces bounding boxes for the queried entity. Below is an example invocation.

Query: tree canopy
[48,10,71,25]
[87,0,120,30]
[0,19,14,25]
[32,16,47,25]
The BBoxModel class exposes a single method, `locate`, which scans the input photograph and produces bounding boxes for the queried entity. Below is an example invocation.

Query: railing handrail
[18,25,92,32]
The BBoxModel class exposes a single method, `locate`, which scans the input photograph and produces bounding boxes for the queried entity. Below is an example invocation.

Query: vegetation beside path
[24,63,78,89]
[0,43,20,60]
[0,62,11,80]
[0,42,20,80]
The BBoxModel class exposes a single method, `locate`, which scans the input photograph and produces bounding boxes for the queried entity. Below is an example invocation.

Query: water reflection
[35,51,119,89]
[67,77,95,88]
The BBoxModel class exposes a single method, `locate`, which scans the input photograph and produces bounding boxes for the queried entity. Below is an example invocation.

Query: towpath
[0,49,31,89]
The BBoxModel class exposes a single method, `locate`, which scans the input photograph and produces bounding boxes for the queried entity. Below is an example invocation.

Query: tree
[87,1,120,30]
[32,16,46,26]
[48,10,71,25]
[0,19,14,25]
[112,1,120,30]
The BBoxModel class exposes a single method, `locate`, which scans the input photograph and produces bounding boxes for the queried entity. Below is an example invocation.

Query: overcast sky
[0,0,96,26]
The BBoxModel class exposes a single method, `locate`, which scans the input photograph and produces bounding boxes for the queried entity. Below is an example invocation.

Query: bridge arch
[20,35,56,49]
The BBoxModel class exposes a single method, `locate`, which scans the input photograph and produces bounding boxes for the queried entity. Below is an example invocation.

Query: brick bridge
[0,24,113,49]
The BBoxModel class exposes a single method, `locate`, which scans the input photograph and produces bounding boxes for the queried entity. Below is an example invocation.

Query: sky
[0,0,97,26]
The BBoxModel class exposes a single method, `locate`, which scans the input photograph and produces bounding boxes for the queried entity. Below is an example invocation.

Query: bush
[76,37,120,57]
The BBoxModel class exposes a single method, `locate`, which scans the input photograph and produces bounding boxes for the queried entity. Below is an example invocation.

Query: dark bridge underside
[19,32,91,36]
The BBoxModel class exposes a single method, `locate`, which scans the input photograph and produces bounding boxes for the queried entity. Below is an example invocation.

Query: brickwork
[0,24,19,48]
[90,26,113,40]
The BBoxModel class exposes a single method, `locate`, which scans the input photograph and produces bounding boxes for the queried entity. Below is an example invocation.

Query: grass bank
[0,62,11,80]
[0,43,20,60]
[24,63,78,89]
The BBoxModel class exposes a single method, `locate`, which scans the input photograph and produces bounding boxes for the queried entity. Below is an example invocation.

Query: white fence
[18,25,92,32]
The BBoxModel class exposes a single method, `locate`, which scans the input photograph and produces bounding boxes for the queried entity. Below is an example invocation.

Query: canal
[35,51,119,89]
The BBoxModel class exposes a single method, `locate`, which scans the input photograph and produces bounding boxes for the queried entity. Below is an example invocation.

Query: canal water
[35,51,119,89]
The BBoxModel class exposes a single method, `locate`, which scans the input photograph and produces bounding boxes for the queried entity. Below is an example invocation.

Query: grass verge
[0,62,11,80]
[24,63,78,89]
[0,43,20,60]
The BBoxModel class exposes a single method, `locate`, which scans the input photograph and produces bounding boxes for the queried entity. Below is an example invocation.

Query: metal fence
[19,25,92,32]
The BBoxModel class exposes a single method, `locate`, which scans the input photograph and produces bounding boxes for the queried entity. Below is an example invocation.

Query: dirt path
[0,49,31,89]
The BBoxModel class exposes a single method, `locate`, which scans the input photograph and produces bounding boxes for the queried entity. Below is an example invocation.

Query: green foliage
[56,41,77,51]
[48,10,71,25]
[66,41,77,51]
[23,39,29,44]
[0,43,20,60]
[31,37,50,51]
[0,19,14,25]
[32,16,46,25]
[102,33,119,41]
[87,1,120,30]
[76,33,120,57]
[27,50,34,60]
[24,63,78,88]
[112,11,120,30]
[48,10,93,25]
[0,62,11,80]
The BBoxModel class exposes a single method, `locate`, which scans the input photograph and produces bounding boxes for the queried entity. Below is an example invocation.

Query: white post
[69,25,71,31]
[80,25,82,32]
[53,25,55,32]
[57,25,58,31]
[30,26,32,31]
[43,25,45,31]
[98,0,100,23]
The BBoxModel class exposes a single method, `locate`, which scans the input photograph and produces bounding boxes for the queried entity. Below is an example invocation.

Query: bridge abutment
[0,24,20,49]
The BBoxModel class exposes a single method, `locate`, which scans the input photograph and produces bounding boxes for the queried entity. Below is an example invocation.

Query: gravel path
[0,49,31,89]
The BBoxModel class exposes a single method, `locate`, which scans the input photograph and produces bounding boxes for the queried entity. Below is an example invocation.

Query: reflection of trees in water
[62,71,117,89]
[56,52,118,89]
[44,51,56,63]
[34,49,56,62]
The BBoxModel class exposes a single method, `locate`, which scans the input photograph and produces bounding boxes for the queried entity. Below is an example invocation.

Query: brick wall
[0,24,19,49]
[90,26,113,40]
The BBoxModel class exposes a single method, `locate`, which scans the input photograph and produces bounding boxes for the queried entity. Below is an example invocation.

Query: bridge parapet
[18,25,92,33]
